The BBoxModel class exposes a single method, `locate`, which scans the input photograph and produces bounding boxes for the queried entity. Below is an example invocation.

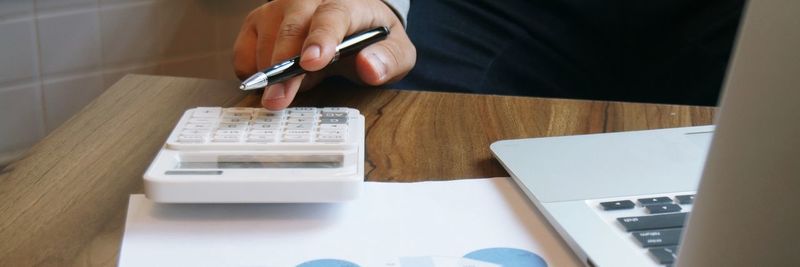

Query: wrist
[380,0,409,27]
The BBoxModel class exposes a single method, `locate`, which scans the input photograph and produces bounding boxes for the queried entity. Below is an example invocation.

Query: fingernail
[265,83,285,100]
[367,52,388,81]
[302,45,321,62]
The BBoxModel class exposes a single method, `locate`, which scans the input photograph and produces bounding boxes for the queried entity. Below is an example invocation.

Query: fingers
[300,0,413,84]
[232,10,260,80]
[236,0,416,111]
[261,3,317,110]
[234,5,283,78]
[299,1,354,71]
[262,75,304,110]
[260,4,318,110]
[354,24,416,85]
[254,17,280,70]
[261,70,327,110]
[270,2,317,65]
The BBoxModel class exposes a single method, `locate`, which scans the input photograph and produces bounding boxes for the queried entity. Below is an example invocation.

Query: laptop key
[617,212,688,231]
[646,204,682,214]
[638,196,673,206]
[600,200,635,210]
[648,246,679,264]
[675,194,695,205]
[633,228,683,247]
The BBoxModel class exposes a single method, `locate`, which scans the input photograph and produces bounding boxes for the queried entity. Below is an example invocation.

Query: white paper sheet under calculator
[120,178,582,267]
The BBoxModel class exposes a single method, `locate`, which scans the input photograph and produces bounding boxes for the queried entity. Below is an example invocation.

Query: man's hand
[233,0,416,110]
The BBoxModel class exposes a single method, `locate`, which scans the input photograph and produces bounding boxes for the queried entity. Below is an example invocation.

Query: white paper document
[119,178,581,267]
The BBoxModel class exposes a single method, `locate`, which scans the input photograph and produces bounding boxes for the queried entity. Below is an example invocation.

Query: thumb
[354,25,416,85]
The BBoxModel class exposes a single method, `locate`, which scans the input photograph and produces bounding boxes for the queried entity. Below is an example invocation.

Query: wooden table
[0,75,715,266]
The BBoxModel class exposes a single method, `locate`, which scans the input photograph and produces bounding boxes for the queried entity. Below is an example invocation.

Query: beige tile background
[0,0,268,165]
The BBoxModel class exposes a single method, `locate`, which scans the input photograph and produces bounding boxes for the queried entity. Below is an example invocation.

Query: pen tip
[239,84,245,90]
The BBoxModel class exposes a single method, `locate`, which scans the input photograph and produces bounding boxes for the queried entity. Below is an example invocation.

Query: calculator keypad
[167,107,359,150]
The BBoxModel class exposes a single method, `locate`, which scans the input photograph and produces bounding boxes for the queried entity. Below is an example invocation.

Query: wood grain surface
[0,75,715,266]
[0,75,246,266]
[289,86,715,181]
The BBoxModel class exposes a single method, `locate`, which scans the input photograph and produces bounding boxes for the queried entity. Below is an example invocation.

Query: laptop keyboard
[597,194,696,265]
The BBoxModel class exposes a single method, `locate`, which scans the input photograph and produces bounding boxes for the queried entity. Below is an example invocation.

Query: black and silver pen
[239,26,390,90]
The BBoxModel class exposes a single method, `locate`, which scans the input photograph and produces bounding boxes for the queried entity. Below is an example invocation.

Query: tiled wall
[0,0,268,165]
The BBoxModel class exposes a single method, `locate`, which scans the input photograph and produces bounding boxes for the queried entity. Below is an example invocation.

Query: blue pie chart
[296,259,360,267]
[464,247,547,267]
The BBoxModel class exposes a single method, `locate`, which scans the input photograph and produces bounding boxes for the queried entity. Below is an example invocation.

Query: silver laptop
[491,1,799,266]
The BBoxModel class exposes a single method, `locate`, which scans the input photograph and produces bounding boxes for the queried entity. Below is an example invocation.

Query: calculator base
[144,144,365,203]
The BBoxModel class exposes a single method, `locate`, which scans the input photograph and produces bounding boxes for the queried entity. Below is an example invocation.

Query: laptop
[491,1,799,266]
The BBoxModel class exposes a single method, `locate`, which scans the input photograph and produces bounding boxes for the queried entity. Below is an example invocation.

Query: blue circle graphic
[296,259,360,267]
[463,247,547,267]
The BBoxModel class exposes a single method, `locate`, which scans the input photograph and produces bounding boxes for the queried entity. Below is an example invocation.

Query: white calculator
[143,107,365,203]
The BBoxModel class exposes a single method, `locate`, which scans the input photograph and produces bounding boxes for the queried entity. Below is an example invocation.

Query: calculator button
[250,130,278,135]
[321,112,348,118]
[317,134,345,142]
[255,110,284,116]
[319,124,347,130]
[222,111,251,119]
[251,123,282,130]
[212,135,240,142]
[321,107,348,112]
[287,112,315,118]
[287,107,317,113]
[188,118,216,124]
[286,123,313,130]
[193,107,222,118]
[221,117,248,123]
[185,123,214,130]
[218,123,248,130]
[178,135,205,143]
[282,134,311,142]
[285,130,313,135]
[318,130,345,136]
[246,135,276,143]
[254,113,282,119]
[320,118,347,124]
[223,108,253,115]
[252,117,281,124]
[181,129,210,135]
[286,118,314,124]
[222,115,251,120]
[214,130,243,136]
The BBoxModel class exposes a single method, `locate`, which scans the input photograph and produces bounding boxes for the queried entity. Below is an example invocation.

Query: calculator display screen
[176,155,343,169]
